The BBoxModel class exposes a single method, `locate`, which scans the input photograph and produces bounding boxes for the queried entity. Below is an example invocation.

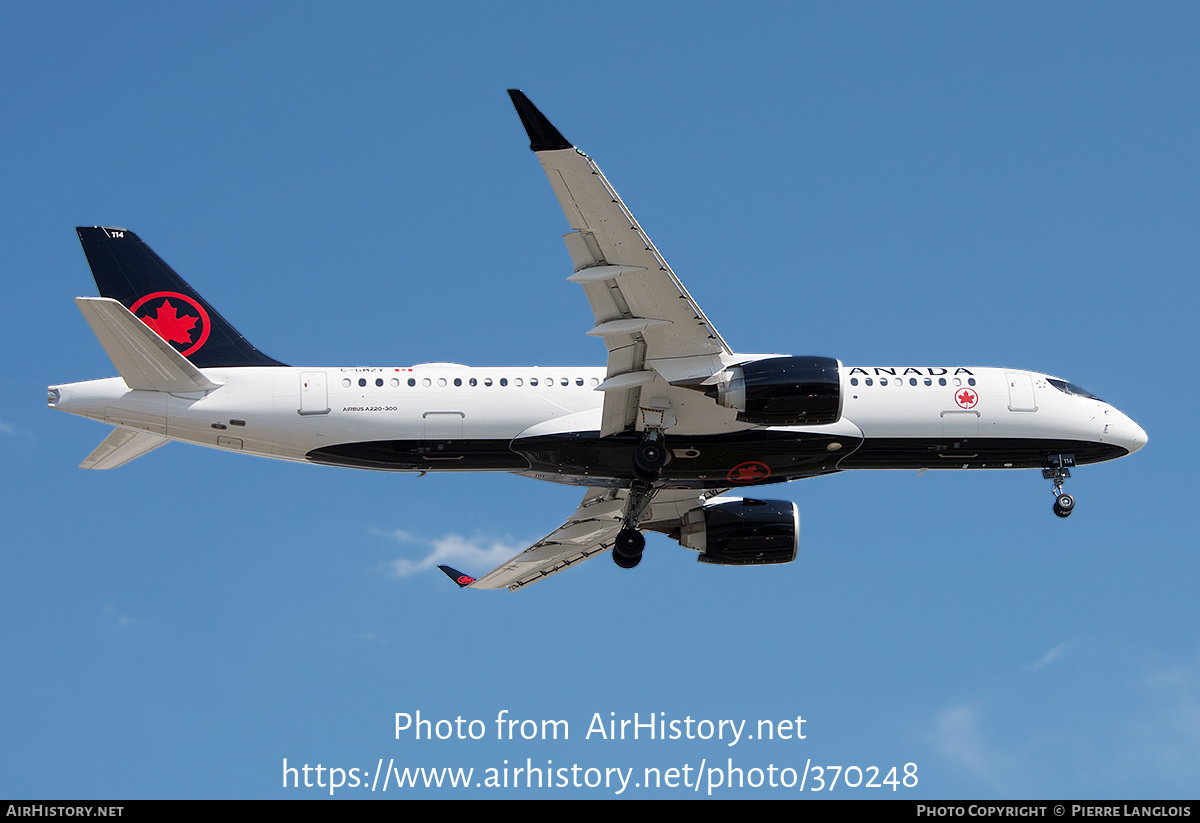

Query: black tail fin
[75,227,287,368]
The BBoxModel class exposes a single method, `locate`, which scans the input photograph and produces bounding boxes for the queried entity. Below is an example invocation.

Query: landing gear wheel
[633,463,660,482]
[634,441,667,475]
[613,528,645,565]
[1043,454,1077,519]
[1053,493,1075,518]
[612,550,641,569]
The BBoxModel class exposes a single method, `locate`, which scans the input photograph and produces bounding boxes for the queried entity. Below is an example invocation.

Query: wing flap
[544,155,729,362]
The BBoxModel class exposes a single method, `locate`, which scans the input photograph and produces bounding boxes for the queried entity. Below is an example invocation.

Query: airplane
[48,90,1147,592]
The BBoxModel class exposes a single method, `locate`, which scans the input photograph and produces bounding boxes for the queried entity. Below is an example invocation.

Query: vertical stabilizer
[76,227,286,368]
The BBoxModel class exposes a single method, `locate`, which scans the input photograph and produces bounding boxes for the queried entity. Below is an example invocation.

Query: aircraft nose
[1125,418,1148,454]
[1108,409,1147,454]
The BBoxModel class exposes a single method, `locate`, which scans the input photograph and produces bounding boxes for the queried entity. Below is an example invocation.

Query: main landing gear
[613,528,645,568]
[613,431,668,569]
[1043,454,1076,518]
[633,430,668,480]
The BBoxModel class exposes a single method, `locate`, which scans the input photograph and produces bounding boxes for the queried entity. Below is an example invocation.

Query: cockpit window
[1047,378,1104,402]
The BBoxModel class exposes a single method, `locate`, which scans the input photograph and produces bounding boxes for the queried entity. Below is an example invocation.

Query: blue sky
[3,2,1197,799]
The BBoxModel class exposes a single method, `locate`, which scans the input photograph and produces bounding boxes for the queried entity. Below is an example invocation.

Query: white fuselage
[48,362,1147,482]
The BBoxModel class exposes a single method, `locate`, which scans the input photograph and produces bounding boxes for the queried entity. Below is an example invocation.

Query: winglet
[438,565,477,588]
[507,90,573,152]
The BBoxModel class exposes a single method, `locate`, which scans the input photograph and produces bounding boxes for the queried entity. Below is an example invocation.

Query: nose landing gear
[1043,454,1076,518]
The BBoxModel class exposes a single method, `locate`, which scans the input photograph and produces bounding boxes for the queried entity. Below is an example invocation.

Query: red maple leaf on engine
[140,299,198,346]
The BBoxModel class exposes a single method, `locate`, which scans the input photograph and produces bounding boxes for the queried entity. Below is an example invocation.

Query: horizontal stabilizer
[76,297,222,393]
[80,427,168,470]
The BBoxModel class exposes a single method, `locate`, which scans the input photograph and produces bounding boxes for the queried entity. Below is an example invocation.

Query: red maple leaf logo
[140,299,198,346]
[956,389,978,409]
[727,461,771,483]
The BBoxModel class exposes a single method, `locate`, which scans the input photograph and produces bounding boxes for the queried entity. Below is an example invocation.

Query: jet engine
[678,499,799,566]
[706,356,841,425]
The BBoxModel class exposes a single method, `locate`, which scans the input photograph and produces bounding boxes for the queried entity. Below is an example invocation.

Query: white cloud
[925,646,1200,796]
[1125,657,1200,784]
[1025,641,1068,672]
[102,604,140,627]
[372,528,525,578]
[0,417,35,444]
[928,703,1016,796]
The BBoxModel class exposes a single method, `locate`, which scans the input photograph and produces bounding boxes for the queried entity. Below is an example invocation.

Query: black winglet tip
[507,89,573,152]
[438,565,477,588]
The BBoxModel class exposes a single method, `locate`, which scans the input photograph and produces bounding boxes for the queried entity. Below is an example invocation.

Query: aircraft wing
[463,486,725,591]
[510,91,733,437]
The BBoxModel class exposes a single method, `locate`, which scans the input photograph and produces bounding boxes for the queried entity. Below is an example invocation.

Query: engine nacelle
[678,499,799,566]
[707,356,841,426]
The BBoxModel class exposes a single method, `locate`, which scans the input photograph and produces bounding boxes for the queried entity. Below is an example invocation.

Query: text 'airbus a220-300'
[48,91,1147,591]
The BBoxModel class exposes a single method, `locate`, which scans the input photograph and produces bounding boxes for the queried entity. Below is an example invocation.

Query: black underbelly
[306,428,859,486]
[838,437,1128,469]
[306,433,1127,483]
